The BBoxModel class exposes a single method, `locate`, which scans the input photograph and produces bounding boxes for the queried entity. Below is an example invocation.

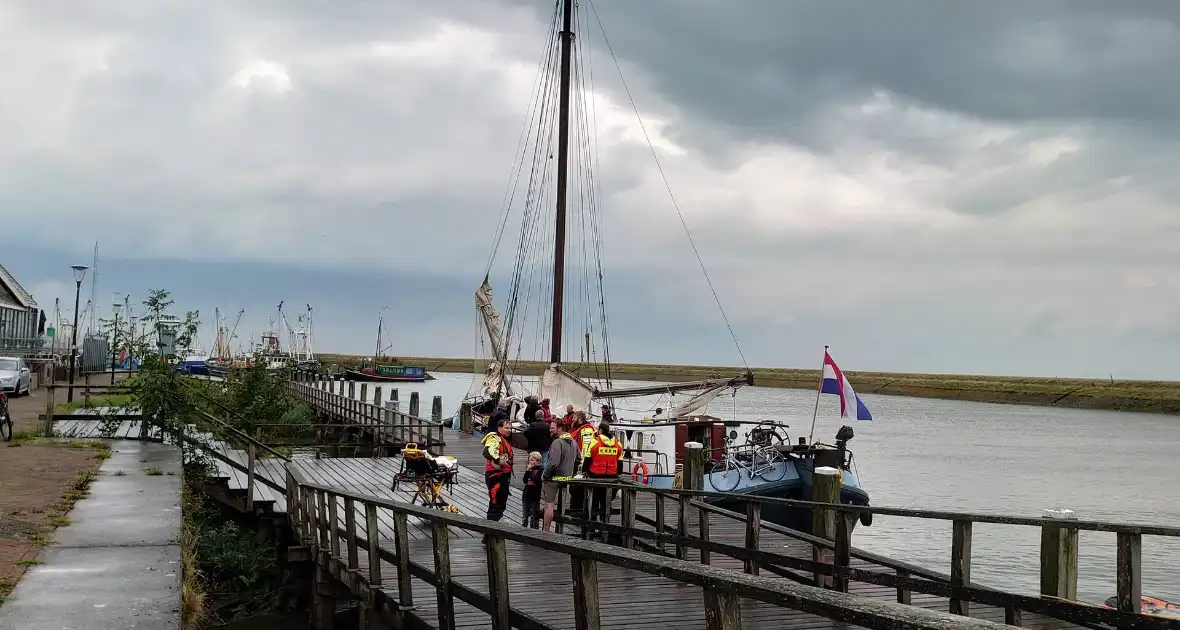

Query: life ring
[631,461,650,485]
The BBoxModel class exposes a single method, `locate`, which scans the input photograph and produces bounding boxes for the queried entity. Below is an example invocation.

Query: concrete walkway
[0,440,181,629]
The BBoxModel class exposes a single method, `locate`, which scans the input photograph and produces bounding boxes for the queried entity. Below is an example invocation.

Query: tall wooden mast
[549,0,575,365]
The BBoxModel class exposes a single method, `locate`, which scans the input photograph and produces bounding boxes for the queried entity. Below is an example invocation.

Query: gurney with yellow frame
[391,442,461,513]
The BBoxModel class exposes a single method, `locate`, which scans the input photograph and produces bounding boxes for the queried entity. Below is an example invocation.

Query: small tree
[175,310,201,356]
[142,289,174,328]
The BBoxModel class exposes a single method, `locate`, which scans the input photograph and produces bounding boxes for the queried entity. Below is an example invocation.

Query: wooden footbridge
[51,376,1180,630]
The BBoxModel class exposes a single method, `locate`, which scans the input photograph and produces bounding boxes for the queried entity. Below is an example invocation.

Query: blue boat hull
[647,458,870,533]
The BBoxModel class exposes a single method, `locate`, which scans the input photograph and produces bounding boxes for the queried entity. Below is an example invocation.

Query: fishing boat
[204,307,243,378]
[280,303,320,375]
[343,311,429,383]
[461,0,870,532]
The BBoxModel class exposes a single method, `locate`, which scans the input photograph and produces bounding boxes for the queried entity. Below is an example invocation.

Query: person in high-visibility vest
[581,421,625,524]
[568,411,597,515]
[480,417,514,522]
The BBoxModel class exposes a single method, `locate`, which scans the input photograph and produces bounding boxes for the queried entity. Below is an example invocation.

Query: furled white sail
[475,278,509,397]
[536,364,595,414]
[669,382,729,417]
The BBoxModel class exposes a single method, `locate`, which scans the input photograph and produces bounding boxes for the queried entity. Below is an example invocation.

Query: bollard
[1040,508,1078,600]
[360,383,368,404]
[383,401,397,448]
[682,442,706,491]
[348,381,356,400]
[811,466,840,588]
[374,386,383,407]
[390,388,399,403]
[409,392,420,418]
[459,402,473,433]
[431,395,443,423]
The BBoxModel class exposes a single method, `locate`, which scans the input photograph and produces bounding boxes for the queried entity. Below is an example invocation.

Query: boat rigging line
[585,0,750,370]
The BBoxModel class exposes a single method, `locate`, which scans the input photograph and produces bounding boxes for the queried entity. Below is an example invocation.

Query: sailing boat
[342,311,429,383]
[464,0,870,533]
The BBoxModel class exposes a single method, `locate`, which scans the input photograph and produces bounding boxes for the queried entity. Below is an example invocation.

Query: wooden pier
[281,374,1180,630]
[51,374,1180,630]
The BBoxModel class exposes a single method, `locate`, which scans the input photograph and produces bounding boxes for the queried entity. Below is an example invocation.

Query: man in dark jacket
[489,398,510,429]
[522,396,540,428]
[524,410,552,467]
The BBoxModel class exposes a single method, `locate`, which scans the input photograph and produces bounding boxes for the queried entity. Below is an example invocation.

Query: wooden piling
[374,386,383,408]
[950,519,973,616]
[1039,509,1078,601]
[459,402,473,433]
[1116,532,1142,614]
[431,395,443,423]
[811,466,840,588]
[360,383,368,403]
[682,442,706,490]
[409,391,420,418]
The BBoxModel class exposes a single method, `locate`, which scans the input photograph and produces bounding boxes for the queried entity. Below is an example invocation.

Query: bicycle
[0,393,12,442]
[709,429,787,492]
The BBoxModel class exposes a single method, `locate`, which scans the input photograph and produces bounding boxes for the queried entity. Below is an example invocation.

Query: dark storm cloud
[549,1,1180,141]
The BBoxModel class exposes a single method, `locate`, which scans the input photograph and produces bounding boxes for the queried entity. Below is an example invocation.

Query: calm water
[344,372,1180,603]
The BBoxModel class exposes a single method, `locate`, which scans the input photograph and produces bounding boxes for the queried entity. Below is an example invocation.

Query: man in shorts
[541,421,578,532]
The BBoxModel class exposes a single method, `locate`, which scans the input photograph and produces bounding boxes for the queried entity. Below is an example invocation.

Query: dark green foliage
[186,487,277,594]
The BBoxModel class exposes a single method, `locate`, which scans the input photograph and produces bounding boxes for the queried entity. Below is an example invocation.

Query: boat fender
[859,510,873,527]
[631,461,650,485]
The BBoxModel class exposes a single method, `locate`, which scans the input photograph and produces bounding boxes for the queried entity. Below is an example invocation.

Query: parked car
[0,357,31,396]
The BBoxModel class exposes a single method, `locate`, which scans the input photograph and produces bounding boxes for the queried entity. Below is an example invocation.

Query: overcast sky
[3,1,1180,379]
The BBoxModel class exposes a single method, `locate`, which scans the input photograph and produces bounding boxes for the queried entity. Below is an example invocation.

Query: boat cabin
[614,414,731,478]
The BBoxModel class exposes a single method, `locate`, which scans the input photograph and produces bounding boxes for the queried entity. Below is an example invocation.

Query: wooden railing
[286,465,1013,630]
[562,478,1180,630]
[286,375,446,454]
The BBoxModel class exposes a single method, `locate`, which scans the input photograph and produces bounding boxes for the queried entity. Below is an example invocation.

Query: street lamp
[109,300,122,386]
[66,265,89,403]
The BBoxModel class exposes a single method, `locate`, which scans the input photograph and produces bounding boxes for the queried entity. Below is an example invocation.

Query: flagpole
[807,344,828,445]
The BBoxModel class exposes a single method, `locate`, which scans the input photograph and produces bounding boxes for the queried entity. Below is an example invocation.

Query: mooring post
[383,401,396,450]
[1116,531,1142,614]
[486,536,511,630]
[744,502,761,575]
[704,590,743,630]
[811,466,840,587]
[409,391,420,418]
[431,520,456,630]
[459,402,473,433]
[572,557,602,630]
[431,395,443,423]
[950,519,973,616]
[1039,508,1078,601]
[347,380,355,404]
[360,383,368,405]
[682,442,706,490]
[373,386,383,410]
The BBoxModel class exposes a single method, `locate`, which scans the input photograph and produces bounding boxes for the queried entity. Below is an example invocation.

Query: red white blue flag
[820,350,873,421]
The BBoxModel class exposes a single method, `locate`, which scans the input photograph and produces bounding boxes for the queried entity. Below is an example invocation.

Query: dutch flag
[820,349,873,421]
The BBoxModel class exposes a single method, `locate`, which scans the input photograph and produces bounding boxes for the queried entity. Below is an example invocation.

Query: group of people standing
[479,395,625,532]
